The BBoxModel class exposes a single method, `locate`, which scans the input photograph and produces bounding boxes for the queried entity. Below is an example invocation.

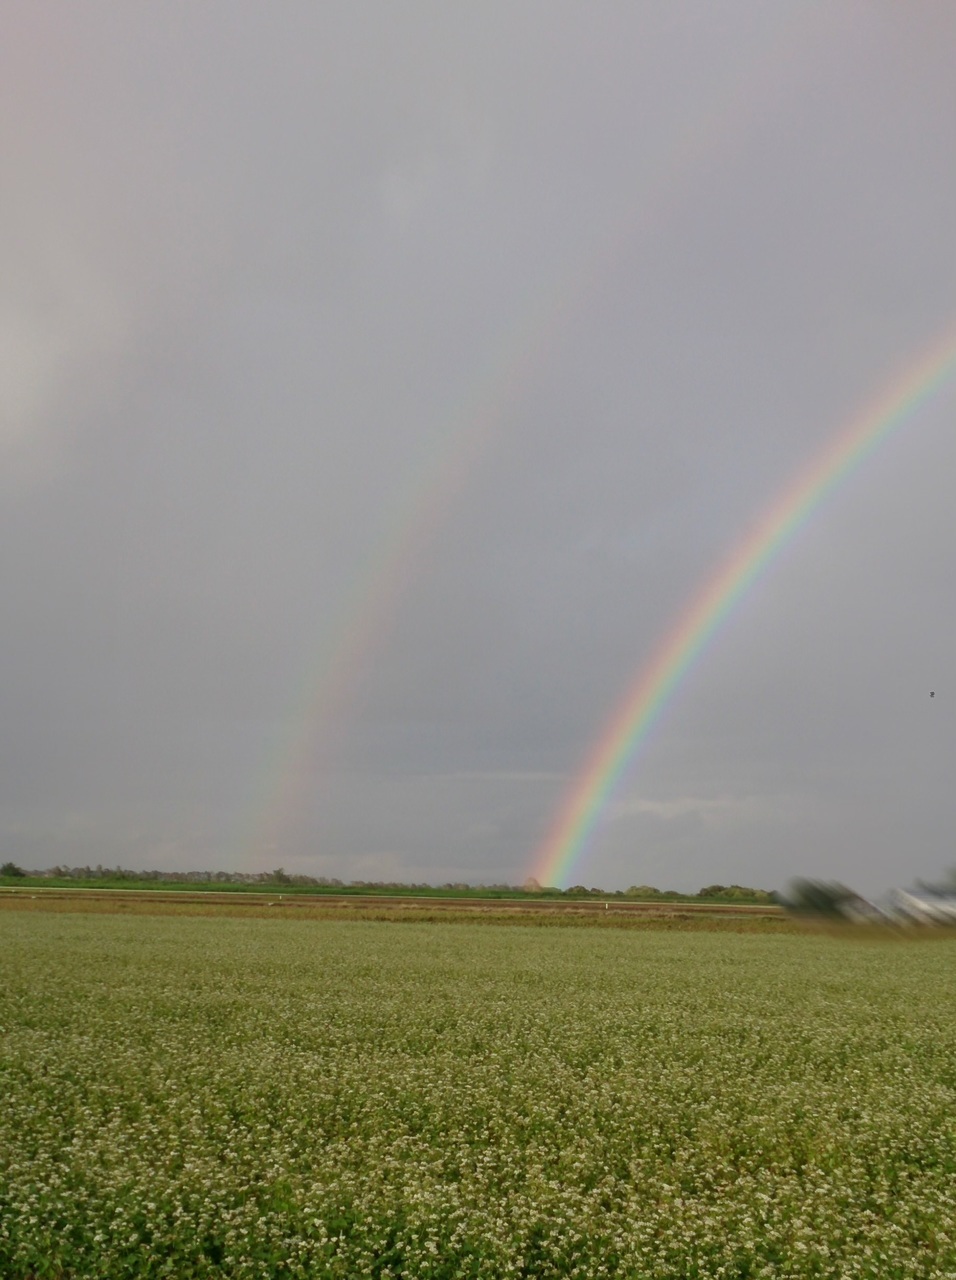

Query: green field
[2,914,955,1278]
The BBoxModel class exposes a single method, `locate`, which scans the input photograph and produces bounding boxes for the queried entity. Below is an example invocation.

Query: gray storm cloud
[3,2,956,894]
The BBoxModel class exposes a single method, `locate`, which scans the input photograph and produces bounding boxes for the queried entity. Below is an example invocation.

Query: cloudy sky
[4,2,956,894]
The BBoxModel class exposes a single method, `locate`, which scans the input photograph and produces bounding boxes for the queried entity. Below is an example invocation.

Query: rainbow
[531,323,956,889]
[239,9,825,866]
[236,317,541,864]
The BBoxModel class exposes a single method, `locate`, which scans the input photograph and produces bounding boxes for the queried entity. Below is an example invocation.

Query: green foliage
[2,916,956,1277]
[2,865,777,904]
[0,861,25,877]
[697,884,774,903]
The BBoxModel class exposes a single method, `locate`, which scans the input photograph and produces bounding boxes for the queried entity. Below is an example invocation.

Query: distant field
[3,915,955,1278]
[0,886,784,930]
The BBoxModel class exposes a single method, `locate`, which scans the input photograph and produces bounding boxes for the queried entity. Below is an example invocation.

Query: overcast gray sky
[3,2,956,894]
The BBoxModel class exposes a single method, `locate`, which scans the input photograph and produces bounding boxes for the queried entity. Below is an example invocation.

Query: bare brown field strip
[0,889,792,931]
[0,885,781,913]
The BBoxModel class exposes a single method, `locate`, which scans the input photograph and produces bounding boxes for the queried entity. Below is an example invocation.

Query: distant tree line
[0,862,774,900]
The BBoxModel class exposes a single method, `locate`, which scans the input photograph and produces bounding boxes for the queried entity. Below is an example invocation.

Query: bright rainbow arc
[240,12,856,868]
[238,17,815,867]
[532,324,956,889]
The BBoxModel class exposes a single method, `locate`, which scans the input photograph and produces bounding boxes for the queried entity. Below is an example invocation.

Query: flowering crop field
[2,914,956,1279]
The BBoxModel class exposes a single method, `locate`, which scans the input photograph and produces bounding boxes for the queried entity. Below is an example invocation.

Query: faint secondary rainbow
[236,307,553,865]
[532,322,956,889]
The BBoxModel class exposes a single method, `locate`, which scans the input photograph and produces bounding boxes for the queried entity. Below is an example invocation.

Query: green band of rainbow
[532,324,956,888]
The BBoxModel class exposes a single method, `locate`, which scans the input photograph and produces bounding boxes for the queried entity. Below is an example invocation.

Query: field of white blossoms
[2,912,956,1279]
